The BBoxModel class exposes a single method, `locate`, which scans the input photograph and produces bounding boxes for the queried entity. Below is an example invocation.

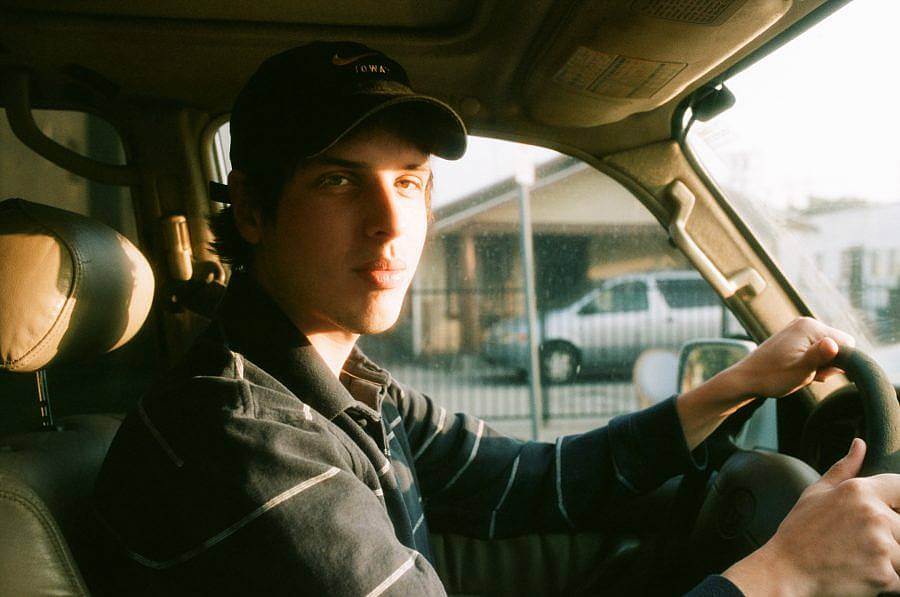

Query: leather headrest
[0,198,155,372]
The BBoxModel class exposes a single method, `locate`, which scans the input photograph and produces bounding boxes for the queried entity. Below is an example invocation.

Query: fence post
[539,310,552,422]
[411,279,423,357]
[516,157,544,440]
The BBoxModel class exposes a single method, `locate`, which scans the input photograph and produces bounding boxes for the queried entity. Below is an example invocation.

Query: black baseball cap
[216,41,467,202]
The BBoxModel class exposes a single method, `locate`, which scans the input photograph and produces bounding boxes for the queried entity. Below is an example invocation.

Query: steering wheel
[830,347,900,475]
[675,346,900,586]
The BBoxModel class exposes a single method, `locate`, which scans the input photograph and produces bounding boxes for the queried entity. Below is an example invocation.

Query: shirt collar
[215,272,359,420]
[339,346,393,411]
[344,345,391,385]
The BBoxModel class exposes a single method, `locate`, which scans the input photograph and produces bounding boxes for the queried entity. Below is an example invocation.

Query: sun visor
[522,0,792,127]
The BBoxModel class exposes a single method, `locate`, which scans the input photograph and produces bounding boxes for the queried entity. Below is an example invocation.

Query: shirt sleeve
[395,380,707,538]
[94,374,448,597]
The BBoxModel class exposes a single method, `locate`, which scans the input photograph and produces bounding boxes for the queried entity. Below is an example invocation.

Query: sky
[430,138,560,208]
[433,0,900,210]
[693,0,900,208]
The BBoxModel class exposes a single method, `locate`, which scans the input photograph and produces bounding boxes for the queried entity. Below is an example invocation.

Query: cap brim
[311,94,468,161]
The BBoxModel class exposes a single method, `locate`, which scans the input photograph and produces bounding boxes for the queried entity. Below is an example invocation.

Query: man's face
[253,123,430,336]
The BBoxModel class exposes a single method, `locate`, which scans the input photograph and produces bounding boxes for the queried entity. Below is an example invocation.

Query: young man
[94,42,900,596]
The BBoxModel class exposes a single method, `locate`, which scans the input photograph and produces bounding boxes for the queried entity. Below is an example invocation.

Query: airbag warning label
[554,46,686,99]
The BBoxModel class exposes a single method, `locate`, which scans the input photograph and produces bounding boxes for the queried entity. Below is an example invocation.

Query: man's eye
[396,177,424,197]
[318,174,353,188]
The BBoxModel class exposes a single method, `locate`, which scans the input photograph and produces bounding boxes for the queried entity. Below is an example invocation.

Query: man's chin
[354,316,401,336]
[345,303,404,335]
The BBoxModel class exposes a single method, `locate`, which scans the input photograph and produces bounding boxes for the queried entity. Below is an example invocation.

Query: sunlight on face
[254,123,431,337]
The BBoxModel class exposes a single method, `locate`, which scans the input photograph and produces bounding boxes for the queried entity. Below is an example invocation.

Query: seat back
[0,198,155,595]
[0,414,124,591]
[0,475,90,596]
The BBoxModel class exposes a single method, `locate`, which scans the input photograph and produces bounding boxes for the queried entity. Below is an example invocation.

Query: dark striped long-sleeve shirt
[93,274,741,596]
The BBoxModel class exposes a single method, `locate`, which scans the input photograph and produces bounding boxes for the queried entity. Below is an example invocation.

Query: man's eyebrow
[310,156,431,171]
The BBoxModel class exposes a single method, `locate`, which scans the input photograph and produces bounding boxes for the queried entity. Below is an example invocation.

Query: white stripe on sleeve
[438,419,485,493]
[412,513,425,534]
[413,407,447,461]
[126,466,341,569]
[365,553,418,597]
[137,400,184,468]
[488,454,521,539]
[555,437,574,528]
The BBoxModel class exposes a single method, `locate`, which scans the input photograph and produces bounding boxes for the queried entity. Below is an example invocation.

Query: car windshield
[686,0,900,378]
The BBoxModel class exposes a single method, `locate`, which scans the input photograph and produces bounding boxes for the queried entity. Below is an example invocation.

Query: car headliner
[0,0,845,158]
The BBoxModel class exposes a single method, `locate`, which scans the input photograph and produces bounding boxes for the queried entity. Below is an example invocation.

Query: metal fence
[359,282,733,425]
[359,280,900,430]
[367,354,640,421]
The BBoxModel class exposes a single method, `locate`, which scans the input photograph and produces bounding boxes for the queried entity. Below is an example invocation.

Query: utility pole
[516,151,543,440]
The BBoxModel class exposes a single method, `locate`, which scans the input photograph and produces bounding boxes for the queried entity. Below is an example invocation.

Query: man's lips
[353,259,408,290]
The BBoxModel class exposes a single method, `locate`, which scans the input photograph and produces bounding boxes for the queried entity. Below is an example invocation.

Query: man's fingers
[890,508,900,545]
[884,564,900,595]
[863,474,900,511]
[798,320,856,371]
[884,534,900,591]
[820,336,840,356]
[867,504,900,592]
[828,327,857,349]
[808,319,856,350]
[814,366,845,382]
[800,337,839,372]
[820,437,866,486]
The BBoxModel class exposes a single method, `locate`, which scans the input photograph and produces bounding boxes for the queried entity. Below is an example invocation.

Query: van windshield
[686,0,900,378]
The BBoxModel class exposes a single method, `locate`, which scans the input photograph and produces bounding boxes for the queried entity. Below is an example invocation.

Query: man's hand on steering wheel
[676,317,855,451]
[678,317,900,595]
[723,438,900,596]
[730,317,856,399]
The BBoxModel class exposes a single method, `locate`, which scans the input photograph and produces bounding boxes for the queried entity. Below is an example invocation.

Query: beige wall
[439,166,655,233]
[408,163,685,355]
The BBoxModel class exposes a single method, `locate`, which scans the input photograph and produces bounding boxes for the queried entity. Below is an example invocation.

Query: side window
[657,279,721,308]
[208,127,739,440]
[611,281,649,312]
[0,109,157,435]
[357,138,738,440]
[579,291,606,315]
[581,282,648,315]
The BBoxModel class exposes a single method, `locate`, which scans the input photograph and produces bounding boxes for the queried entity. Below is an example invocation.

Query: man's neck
[304,330,359,379]
[249,268,359,379]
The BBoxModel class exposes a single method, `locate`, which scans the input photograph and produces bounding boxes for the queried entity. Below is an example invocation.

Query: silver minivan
[483,270,741,383]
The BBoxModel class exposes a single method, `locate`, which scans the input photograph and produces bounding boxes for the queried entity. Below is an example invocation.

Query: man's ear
[228,170,264,244]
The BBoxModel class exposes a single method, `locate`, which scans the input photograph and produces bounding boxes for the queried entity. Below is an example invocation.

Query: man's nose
[364,178,404,239]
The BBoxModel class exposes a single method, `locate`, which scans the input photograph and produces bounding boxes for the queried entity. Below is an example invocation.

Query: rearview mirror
[633,338,757,406]
[678,339,757,394]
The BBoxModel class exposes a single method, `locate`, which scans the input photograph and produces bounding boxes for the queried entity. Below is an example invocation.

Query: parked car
[483,270,741,383]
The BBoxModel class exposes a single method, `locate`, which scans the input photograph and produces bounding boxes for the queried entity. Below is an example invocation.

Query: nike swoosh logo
[332,52,379,66]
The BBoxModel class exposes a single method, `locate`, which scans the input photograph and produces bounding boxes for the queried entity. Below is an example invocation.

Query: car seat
[0,198,154,596]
